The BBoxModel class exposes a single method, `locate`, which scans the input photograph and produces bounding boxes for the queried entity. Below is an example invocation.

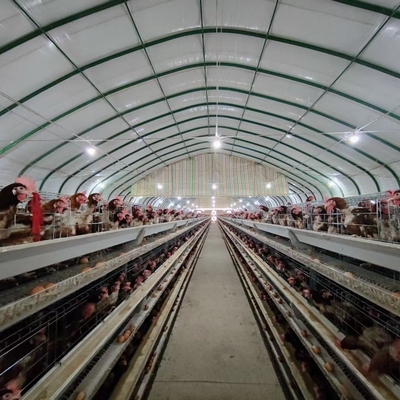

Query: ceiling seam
[124,2,191,158]
[228,0,279,155]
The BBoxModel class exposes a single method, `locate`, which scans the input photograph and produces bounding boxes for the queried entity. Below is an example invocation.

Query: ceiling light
[157,183,163,189]
[98,182,105,188]
[212,184,217,190]
[213,139,221,149]
[177,204,181,208]
[170,203,174,207]
[239,199,242,202]
[233,203,236,206]
[86,147,96,156]
[187,200,190,204]
[266,183,272,188]
[247,203,250,206]
[349,134,359,143]
[177,196,181,200]
[212,196,215,200]
[192,203,194,206]
[328,181,334,187]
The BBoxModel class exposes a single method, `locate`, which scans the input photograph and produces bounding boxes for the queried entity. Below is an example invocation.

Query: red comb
[15,176,36,192]
[82,190,87,196]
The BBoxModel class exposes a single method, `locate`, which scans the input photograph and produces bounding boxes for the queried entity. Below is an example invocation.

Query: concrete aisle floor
[147,223,286,400]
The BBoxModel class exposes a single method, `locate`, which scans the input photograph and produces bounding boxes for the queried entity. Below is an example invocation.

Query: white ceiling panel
[159,68,205,96]
[235,131,277,147]
[24,75,99,120]
[147,35,203,73]
[314,92,400,132]
[333,64,400,115]
[299,111,348,134]
[149,138,184,152]
[207,66,254,91]
[144,125,179,141]
[0,108,43,144]
[84,51,152,93]
[208,89,248,106]
[243,109,293,131]
[253,74,324,107]
[107,81,164,113]
[174,104,242,123]
[83,118,129,142]
[260,41,349,86]
[4,130,80,179]
[177,118,210,132]
[229,139,269,154]
[168,91,208,111]
[273,0,386,54]
[209,115,241,129]
[361,19,400,74]
[49,6,139,66]
[0,36,73,101]
[130,0,200,41]
[54,99,115,133]
[0,0,36,47]
[135,115,176,137]
[239,121,283,137]
[203,0,276,32]
[247,96,305,121]
[205,33,264,68]
[19,0,111,26]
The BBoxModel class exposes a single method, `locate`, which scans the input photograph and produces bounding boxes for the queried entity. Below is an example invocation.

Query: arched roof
[1,0,400,202]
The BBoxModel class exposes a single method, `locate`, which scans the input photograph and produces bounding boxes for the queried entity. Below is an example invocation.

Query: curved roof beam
[27,85,386,191]
[333,0,400,17]
[111,145,326,201]
[88,136,332,199]
[2,27,400,123]
[66,120,348,196]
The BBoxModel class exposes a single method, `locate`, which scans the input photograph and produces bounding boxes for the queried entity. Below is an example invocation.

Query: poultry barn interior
[1,1,400,399]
